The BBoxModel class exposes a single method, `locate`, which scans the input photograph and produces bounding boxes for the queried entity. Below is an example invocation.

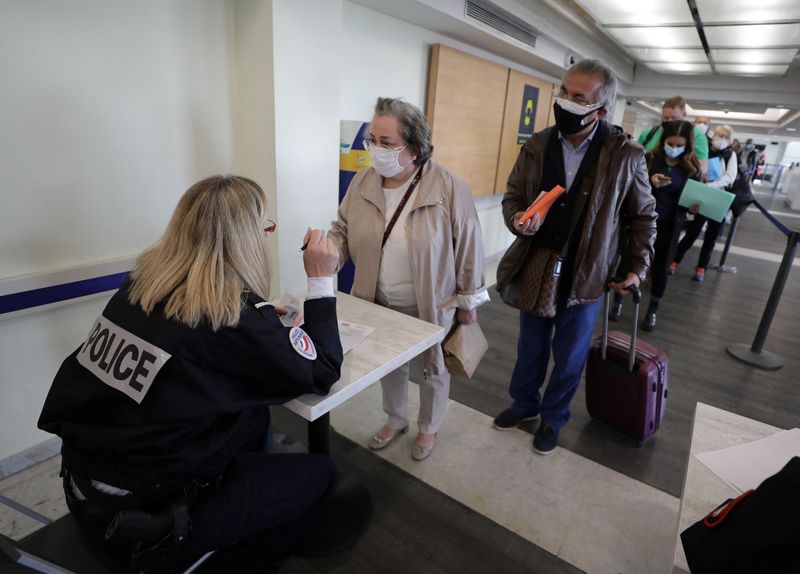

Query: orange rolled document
[518,184,567,224]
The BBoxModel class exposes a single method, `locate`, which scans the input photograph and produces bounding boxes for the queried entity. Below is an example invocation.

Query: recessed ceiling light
[777,105,786,108]
[716,102,725,105]
[787,128,798,132]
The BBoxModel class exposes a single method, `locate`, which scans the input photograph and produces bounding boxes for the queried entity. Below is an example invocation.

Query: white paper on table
[695,428,800,493]
[338,320,375,355]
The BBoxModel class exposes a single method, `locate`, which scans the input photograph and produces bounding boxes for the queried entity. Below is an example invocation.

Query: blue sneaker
[493,407,540,430]
[533,421,559,455]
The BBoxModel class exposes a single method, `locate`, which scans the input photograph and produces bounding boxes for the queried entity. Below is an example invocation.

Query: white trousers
[380,304,451,435]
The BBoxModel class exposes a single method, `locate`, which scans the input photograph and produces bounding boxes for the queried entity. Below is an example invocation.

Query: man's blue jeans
[508,299,601,429]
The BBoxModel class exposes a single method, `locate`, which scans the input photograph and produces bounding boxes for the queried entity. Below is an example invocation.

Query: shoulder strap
[381,164,424,248]
[642,126,659,147]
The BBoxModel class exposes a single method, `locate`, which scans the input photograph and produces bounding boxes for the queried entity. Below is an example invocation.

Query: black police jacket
[38,280,343,492]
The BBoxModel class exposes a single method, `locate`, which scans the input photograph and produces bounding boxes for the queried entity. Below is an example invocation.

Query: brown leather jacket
[497,121,656,309]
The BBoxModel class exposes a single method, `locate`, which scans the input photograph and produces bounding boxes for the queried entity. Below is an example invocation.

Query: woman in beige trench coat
[329,98,488,461]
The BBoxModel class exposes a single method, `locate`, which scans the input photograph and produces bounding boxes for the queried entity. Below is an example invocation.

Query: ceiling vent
[465,0,537,50]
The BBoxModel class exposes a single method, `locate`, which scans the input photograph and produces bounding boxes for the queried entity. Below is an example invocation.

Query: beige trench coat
[328,160,488,334]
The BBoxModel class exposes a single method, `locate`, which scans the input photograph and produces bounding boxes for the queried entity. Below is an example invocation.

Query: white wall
[232,0,279,290]
[273,0,343,294]
[0,0,236,459]
[784,142,800,166]
[341,0,566,262]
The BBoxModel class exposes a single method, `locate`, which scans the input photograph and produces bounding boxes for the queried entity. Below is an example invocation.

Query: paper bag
[442,322,488,378]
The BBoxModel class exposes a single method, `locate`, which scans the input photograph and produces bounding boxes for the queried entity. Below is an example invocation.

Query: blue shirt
[559,121,599,192]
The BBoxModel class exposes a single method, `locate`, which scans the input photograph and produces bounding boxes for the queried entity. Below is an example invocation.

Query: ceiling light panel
[703,23,800,48]
[686,106,790,121]
[715,63,790,75]
[575,0,694,26]
[646,62,713,74]
[607,26,702,48]
[629,48,708,62]
[695,0,800,25]
[710,48,799,64]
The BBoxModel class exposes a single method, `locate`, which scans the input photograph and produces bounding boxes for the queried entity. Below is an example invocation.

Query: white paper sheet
[695,428,800,492]
[338,320,375,355]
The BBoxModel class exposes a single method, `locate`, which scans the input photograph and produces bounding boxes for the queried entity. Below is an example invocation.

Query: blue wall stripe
[0,272,129,315]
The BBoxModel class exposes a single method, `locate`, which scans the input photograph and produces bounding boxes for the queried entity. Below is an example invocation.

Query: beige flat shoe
[368,425,408,450]
[411,433,437,461]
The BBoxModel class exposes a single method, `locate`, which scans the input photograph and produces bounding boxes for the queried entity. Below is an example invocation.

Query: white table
[672,402,782,573]
[282,292,446,453]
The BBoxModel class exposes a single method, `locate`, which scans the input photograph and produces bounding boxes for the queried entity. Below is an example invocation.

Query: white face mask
[695,123,708,132]
[367,143,413,178]
[554,96,603,117]
[712,137,730,150]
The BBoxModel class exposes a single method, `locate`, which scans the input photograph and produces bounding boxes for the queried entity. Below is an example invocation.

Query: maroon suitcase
[585,289,668,445]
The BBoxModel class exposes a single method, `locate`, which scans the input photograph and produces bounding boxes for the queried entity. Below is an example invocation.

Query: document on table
[678,179,734,222]
[338,320,375,355]
[695,428,800,492]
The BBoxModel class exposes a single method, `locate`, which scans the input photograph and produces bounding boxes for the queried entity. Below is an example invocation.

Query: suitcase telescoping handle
[601,282,642,372]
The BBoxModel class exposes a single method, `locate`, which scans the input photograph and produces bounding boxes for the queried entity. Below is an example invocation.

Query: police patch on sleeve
[76,315,171,404]
[289,327,317,360]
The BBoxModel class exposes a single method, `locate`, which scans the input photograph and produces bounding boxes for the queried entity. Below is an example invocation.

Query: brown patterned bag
[527,247,563,318]
[498,244,562,318]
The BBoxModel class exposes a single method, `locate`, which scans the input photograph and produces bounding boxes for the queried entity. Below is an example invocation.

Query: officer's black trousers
[176,452,338,570]
[69,452,338,573]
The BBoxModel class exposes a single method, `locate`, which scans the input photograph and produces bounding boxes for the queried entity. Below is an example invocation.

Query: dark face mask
[553,102,599,135]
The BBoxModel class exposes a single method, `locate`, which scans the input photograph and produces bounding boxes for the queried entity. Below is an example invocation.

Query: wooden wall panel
[426,45,508,198]
[493,70,557,195]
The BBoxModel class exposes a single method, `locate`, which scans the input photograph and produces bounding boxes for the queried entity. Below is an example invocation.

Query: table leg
[308,413,330,455]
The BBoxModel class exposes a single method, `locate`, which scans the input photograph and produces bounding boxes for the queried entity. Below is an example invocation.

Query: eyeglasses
[363,139,405,152]
[551,87,601,110]
[264,219,277,234]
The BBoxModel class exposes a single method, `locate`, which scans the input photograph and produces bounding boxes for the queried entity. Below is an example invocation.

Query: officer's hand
[302,228,339,278]
[608,273,640,297]
[688,203,700,215]
[513,211,541,236]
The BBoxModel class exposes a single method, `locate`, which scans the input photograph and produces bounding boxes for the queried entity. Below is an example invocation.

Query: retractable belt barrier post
[715,215,740,273]
[727,200,799,370]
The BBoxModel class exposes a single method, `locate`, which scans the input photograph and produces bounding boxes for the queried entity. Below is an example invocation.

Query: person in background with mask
[638,97,709,173]
[670,124,738,282]
[742,138,758,181]
[694,115,712,138]
[493,59,656,455]
[639,121,702,331]
[329,97,488,461]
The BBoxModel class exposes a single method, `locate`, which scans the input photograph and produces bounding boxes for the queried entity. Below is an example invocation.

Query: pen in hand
[300,228,327,252]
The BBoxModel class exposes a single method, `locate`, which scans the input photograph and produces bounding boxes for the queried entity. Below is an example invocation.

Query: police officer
[38,175,363,572]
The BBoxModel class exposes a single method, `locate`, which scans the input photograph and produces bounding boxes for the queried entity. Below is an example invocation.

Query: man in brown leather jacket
[493,59,656,455]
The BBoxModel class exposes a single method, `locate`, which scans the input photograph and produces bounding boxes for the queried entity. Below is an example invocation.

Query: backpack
[727,162,754,217]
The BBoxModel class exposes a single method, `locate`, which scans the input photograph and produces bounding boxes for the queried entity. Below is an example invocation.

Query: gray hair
[373,97,433,165]
[563,59,618,109]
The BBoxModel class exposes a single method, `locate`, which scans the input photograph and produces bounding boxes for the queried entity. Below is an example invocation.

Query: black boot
[642,311,656,332]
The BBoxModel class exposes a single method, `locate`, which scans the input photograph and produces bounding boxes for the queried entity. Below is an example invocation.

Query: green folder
[678,179,735,222]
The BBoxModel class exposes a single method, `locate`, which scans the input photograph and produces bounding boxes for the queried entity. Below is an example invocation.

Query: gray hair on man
[564,59,618,109]
[373,97,433,166]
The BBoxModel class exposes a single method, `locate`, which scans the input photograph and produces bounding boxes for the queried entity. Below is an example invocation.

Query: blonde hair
[128,175,272,330]
[715,124,734,139]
